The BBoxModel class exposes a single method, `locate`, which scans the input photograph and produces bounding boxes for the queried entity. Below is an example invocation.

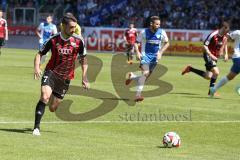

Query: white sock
[214,76,229,91]
[130,72,141,81]
[136,75,146,97]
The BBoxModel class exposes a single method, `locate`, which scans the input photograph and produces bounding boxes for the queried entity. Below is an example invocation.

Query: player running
[124,22,137,64]
[0,10,8,55]
[32,14,89,136]
[182,21,230,96]
[125,16,169,102]
[36,14,57,65]
[210,30,240,96]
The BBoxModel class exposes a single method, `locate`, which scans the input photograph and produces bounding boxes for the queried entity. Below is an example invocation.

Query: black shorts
[203,53,217,71]
[41,70,70,99]
[126,44,134,52]
[0,38,5,47]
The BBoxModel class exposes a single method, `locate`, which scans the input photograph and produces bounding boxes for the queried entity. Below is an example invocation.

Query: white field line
[0,120,240,124]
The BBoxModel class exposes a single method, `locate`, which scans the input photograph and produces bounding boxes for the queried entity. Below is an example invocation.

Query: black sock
[126,52,130,61]
[130,53,133,60]
[189,67,205,78]
[210,77,217,87]
[34,101,46,130]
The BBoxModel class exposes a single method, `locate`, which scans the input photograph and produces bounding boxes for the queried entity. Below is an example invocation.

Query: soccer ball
[162,132,181,148]
[235,86,240,95]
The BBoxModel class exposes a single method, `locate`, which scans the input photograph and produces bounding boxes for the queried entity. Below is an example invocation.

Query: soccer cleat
[209,87,215,97]
[134,96,144,102]
[32,128,41,136]
[125,72,133,85]
[181,65,192,75]
[236,86,240,96]
[208,88,220,97]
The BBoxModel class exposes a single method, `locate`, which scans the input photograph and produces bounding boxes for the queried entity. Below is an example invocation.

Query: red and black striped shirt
[39,33,86,80]
[204,30,227,57]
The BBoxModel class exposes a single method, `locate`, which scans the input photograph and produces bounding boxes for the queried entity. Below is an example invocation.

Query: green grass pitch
[0,48,240,160]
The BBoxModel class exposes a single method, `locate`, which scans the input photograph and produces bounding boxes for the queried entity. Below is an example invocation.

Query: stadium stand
[2,0,240,29]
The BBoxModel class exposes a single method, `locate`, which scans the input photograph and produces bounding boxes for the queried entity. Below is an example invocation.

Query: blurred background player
[210,30,240,96]
[32,14,89,136]
[0,10,8,55]
[36,14,57,65]
[182,21,230,96]
[123,22,137,64]
[125,16,169,102]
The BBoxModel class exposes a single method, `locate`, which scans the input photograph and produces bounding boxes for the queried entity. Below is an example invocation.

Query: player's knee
[204,75,211,80]
[227,75,234,80]
[49,107,56,112]
[41,95,50,104]
[143,71,150,77]
[49,102,60,112]
[213,72,219,76]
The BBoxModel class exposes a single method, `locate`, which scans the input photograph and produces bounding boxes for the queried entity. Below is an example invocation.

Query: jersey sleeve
[161,30,169,43]
[204,31,218,46]
[136,30,145,43]
[39,38,52,55]
[229,30,240,40]
[37,23,43,31]
[78,39,87,57]
[53,25,58,34]
[4,19,7,27]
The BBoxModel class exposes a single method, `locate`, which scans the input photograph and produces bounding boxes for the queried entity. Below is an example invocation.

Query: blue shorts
[39,43,44,50]
[231,58,240,74]
[140,54,157,72]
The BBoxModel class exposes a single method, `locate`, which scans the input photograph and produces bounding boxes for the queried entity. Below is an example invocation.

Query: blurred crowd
[4,0,240,29]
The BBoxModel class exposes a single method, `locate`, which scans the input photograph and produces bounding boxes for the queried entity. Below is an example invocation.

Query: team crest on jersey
[70,42,76,48]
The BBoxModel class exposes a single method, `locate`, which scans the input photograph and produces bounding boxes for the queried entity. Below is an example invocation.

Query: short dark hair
[220,21,230,28]
[62,13,77,25]
[47,14,53,17]
[150,16,160,23]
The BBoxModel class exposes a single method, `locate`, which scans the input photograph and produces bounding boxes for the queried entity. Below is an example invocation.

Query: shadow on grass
[99,97,130,101]
[169,92,200,96]
[0,128,56,134]
[156,145,179,149]
[183,96,221,99]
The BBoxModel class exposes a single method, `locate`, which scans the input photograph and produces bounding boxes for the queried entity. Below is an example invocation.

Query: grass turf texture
[0,48,240,160]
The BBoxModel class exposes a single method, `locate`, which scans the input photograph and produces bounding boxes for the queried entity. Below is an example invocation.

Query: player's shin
[136,75,146,97]
[190,67,205,78]
[213,76,229,91]
[210,75,218,87]
[34,100,46,129]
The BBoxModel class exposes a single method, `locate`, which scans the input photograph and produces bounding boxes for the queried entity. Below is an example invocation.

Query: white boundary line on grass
[0,120,240,124]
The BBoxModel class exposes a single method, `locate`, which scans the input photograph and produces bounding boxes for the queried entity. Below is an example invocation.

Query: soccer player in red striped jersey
[182,21,230,96]
[124,22,137,64]
[0,10,8,55]
[32,14,89,136]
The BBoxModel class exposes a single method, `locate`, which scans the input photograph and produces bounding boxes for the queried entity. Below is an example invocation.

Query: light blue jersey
[38,22,57,48]
[137,28,168,65]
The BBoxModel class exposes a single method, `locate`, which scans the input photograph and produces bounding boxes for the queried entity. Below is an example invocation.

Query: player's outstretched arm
[5,25,8,41]
[203,45,217,61]
[158,41,170,60]
[80,56,89,89]
[34,53,42,80]
[134,42,141,60]
[223,43,228,62]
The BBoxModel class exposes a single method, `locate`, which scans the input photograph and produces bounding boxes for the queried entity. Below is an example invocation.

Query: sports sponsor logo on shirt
[147,40,161,44]
[58,48,72,55]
